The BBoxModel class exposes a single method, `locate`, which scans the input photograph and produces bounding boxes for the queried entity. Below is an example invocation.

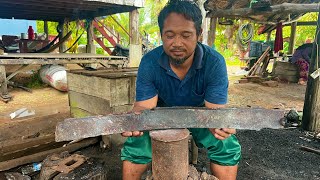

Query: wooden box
[274,61,299,83]
[67,68,138,118]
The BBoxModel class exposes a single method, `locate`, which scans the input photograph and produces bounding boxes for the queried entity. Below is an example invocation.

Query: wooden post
[198,0,208,44]
[86,19,95,54]
[58,21,66,53]
[266,32,271,42]
[208,17,217,47]
[129,9,142,67]
[0,65,9,99]
[302,13,320,132]
[44,21,49,41]
[288,22,297,54]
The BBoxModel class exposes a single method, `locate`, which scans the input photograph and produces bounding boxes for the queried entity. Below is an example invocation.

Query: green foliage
[26,71,45,89]
[96,47,105,55]
[226,58,241,66]
[36,21,59,35]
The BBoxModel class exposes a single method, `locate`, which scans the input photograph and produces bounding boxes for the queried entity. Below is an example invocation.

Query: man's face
[161,13,200,66]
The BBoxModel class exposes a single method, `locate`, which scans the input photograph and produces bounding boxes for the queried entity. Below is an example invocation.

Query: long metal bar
[55,107,284,142]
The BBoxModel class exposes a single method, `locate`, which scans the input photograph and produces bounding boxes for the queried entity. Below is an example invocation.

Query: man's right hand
[121,96,158,137]
[121,131,144,137]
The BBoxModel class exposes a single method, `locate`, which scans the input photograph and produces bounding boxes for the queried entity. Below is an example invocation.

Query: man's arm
[121,95,158,137]
[205,100,236,140]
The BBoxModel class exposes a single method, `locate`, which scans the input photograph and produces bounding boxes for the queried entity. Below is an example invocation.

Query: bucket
[39,65,68,91]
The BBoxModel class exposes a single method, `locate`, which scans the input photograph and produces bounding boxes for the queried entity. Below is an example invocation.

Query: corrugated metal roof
[0,0,144,21]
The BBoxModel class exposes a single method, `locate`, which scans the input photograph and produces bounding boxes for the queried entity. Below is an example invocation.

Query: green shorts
[121,128,241,166]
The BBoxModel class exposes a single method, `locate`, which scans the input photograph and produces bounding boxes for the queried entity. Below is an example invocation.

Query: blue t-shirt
[136,43,228,107]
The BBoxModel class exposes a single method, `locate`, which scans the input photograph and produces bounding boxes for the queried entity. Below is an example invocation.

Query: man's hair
[158,0,203,36]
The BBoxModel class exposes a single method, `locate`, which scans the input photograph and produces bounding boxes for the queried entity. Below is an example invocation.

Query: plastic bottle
[28,26,34,40]
[21,163,41,175]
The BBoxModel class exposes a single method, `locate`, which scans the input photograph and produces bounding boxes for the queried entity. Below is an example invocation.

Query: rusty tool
[55,107,285,142]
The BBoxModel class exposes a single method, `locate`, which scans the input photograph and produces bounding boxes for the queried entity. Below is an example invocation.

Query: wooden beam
[198,0,208,45]
[86,19,95,54]
[302,12,320,132]
[58,21,66,53]
[0,138,98,171]
[129,9,142,67]
[44,21,49,41]
[266,32,271,42]
[207,3,319,18]
[284,21,318,26]
[288,22,297,54]
[207,17,217,47]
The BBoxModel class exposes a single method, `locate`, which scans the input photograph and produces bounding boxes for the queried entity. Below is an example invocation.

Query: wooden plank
[70,107,95,118]
[69,68,138,77]
[0,138,98,171]
[87,20,95,54]
[112,104,133,113]
[129,76,136,104]
[288,22,297,54]
[0,65,8,97]
[0,135,55,156]
[58,21,66,53]
[69,91,112,115]
[0,112,69,144]
[69,67,138,74]
[274,61,298,71]
[68,71,136,106]
[129,9,142,67]
[0,59,127,65]
[0,53,127,59]
[67,73,112,101]
[207,17,217,47]
[110,78,131,106]
[248,47,270,76]
[207,3,320,18]
[95,71,137,79]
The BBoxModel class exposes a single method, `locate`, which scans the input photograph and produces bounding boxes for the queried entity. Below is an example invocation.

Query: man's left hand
[209,128,236,140]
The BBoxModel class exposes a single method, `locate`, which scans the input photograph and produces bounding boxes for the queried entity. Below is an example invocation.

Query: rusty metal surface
[55,107,285,142]
[150,129,189,180]
[150,129,190,142]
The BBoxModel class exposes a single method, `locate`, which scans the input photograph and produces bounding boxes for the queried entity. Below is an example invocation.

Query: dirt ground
[1,65,319,179]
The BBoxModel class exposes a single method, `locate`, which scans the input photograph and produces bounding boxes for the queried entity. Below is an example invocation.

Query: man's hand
[121,131,144,137]
[209,128,236,140]
[121,107,144,137]
[121,97,157,138]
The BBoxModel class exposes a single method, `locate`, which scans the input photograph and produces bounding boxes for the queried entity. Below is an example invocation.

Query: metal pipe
[149,129,190,180]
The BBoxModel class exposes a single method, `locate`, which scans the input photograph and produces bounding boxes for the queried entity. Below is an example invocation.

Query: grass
[26,71,45,89]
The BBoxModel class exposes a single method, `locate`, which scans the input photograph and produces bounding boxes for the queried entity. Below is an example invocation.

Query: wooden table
[0,53,128,102]
[16,39,49,53]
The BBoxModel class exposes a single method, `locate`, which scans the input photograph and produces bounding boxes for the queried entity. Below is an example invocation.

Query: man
[121,1,241,179]
[290,43,313,85]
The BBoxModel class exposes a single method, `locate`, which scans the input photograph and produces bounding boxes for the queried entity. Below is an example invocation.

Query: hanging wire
[236,23,254,51]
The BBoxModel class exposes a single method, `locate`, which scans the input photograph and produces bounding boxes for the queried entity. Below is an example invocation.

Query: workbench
[0,53,128,102]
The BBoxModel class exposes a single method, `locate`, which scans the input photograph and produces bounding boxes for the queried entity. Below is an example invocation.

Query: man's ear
[198,28,203,41]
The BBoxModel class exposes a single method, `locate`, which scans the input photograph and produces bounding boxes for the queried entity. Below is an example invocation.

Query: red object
[28,26,34,40]
[274,22,283,53]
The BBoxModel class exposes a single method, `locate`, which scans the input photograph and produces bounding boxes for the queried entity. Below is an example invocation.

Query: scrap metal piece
[55,107,285,142]
[52,154,87,174]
